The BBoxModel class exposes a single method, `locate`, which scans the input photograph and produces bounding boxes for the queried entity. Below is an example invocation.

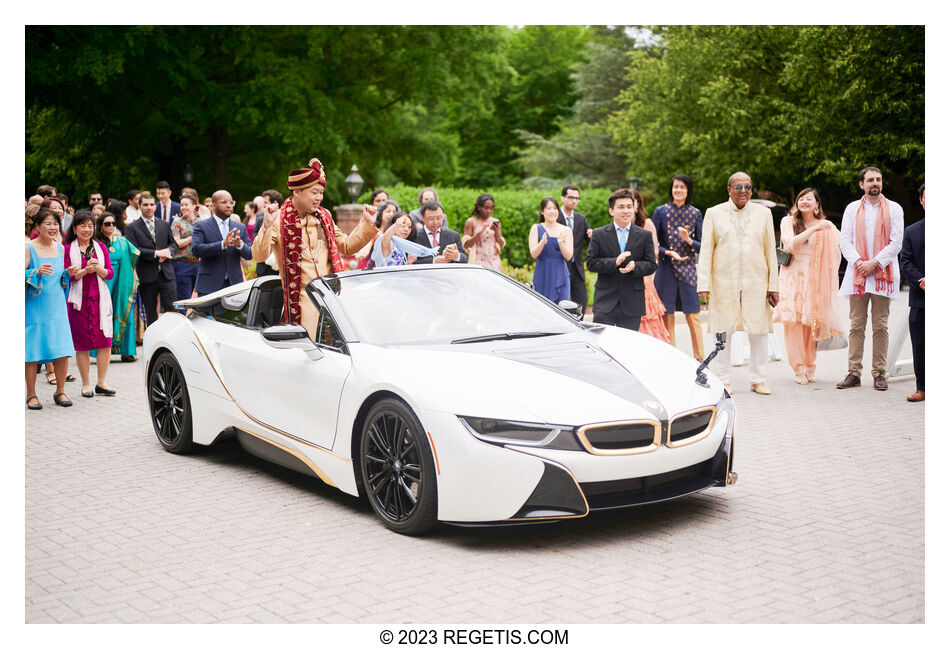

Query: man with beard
[836,166,904,391]
[191,190,253,297]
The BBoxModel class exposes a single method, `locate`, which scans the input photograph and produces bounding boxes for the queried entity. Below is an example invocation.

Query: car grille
[667,407,716,447]
[577,421,661,455]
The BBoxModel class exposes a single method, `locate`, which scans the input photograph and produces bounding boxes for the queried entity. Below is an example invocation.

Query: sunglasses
[731,184,753,192]
[103,221,116,226]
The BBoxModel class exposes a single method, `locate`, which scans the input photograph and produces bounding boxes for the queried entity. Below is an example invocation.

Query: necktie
[618,227,628,251]
[146,218,155,240]
[430,230,439,248]
[567,215,574,230]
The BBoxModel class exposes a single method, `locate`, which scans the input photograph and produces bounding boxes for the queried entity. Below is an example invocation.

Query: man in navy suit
[155,180,181,225]
[899,183,925,402]
[192,190,253,296]
[586,188,657,330]
[556,185,593,313]
[409,201,467,264]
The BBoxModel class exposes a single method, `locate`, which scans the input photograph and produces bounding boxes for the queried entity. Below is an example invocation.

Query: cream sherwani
[252,213,376,338]
[697,199,779,335]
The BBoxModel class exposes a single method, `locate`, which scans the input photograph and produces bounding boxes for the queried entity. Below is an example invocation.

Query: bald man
[191,190,252,296]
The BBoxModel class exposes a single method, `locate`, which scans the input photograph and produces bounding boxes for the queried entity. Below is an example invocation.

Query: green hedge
[357,184,617,268]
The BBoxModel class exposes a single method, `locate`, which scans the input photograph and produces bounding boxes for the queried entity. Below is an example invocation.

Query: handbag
[816,334,847,351]
[776,246,792,267]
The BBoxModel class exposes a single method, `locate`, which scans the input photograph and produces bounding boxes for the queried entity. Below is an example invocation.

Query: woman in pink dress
[773,187,842,384]
[633,190,670,343]
[64,210,115,398]
[462,193,505,270]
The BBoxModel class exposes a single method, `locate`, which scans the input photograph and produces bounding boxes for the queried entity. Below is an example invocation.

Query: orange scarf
[853,196,894,295]
[805,226,843,340]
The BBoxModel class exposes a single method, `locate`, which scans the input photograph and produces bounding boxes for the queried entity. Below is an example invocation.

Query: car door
[217,298,352,451]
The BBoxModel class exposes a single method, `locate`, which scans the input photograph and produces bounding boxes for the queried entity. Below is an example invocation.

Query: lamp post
[183,164,194,185]
[627,177,641,190]
[345,165,364,203]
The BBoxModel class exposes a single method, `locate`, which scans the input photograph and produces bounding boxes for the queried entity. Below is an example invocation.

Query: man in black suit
[586,188,657,330]
[556,185,593,313]
[409,201,467,264]
[899,183,925,402]
[126,193,178,324]
[192,190,253,296]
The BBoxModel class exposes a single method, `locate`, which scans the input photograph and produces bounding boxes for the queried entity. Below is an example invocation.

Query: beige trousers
[663,312,705,361]
[848,293,891,378]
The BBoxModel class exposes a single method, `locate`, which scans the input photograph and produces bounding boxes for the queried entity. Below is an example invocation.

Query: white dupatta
[67,240,113,338]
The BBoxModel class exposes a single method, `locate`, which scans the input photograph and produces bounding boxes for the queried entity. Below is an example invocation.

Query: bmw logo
[643,400,662,412]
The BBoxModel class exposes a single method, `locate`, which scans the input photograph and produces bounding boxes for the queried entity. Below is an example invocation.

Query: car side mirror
[261,324,324,361]
[557,299,584,321]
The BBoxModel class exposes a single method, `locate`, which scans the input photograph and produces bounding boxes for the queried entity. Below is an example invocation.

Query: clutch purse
[776,246,792,267]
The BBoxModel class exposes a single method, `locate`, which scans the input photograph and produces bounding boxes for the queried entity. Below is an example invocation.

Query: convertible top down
[144,265,736,534]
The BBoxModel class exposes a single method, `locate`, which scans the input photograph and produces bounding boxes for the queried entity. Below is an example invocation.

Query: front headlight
[459,416,583,451]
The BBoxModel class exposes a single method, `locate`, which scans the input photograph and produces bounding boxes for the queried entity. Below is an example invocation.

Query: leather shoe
[27,395,43,410]
[95,385,117,396]
[750,383,771,395]
[81,389,94,398]
[836,374,861,389]
[121,355,137,362]
[907,390,924,402]
[873,375,888,391]
[53,392,73,407]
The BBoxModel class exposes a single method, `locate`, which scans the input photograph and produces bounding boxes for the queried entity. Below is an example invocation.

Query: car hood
[352,327,723,426]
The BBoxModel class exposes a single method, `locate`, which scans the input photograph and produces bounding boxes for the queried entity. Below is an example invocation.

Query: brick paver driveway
[25,294,924,623]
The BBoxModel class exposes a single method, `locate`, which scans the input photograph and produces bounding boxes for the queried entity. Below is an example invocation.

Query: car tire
[359,398,438,535]
[148,351,194,455]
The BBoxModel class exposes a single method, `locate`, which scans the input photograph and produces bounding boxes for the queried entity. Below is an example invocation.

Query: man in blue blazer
[192,190,253,296]
[586,188,657,330]
[898,183,925,402]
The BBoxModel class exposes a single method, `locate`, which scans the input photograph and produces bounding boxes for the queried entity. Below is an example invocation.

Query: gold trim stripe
[174,313,352,464]
[426,431,441,475]
[234,426,337,488]
[666,406,718,448]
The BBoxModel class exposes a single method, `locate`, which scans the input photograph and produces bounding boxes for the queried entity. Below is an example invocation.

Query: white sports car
[144,265,736,534]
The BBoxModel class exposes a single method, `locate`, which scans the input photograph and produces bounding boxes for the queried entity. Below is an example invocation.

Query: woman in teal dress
[25,208,75,409]
[93,209,140,361]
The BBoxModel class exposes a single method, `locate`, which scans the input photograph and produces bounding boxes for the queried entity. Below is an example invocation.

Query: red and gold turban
[287,157,327,190]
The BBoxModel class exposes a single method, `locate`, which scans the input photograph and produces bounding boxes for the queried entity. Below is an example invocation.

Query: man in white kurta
[697,172,779,394]
[836,167,904,391]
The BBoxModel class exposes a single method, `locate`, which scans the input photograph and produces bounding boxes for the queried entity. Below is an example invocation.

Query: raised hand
[362,204,378,223]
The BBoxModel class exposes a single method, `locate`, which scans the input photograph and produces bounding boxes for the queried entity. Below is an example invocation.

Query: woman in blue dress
[370,212,437,268]
[529,197,572,303]
[25,207,75,409]
[652,174,704,361]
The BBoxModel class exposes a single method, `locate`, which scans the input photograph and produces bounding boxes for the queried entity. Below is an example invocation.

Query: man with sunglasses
[697,172,779,395]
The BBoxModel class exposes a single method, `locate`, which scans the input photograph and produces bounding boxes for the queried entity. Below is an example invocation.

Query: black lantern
[344,165,364,203]
[183,164,194,184]
[627,177,641,190]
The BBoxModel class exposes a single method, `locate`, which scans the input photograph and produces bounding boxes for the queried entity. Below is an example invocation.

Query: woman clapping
[64,211,116,398]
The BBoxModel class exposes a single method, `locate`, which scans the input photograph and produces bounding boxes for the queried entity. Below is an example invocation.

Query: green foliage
[608,25,924,211]
[360,184,617,268]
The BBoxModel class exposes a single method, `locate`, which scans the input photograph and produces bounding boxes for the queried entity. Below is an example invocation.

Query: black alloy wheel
[360,399,437,535]
[148,352,194,454]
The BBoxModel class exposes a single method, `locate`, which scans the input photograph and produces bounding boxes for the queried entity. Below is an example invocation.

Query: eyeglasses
[565,195,580,201]
[102,221,116,226]
[730,184,753,192]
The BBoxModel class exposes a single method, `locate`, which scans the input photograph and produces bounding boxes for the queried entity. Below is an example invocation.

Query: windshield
[331,268,579,345]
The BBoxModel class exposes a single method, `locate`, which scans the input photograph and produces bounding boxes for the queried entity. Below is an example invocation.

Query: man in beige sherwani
[697,172,779,394]
[252,157,377,339]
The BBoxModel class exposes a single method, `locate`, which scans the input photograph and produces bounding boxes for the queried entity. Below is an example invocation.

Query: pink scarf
[278,198,344,326]
[805,226,843,340]
[853,196,894,295]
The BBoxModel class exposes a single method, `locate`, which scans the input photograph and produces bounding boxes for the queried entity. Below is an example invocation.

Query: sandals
[46,373,76,385]
[27,395,42,410]
[53,392,73,407]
